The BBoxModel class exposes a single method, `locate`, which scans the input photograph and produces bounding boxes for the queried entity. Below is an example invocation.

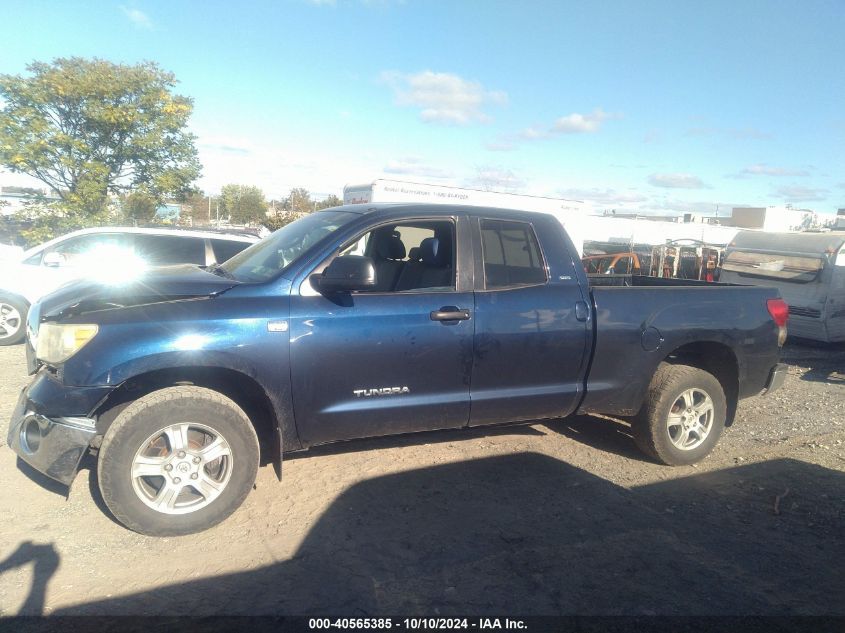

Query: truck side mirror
[310,255,377,293]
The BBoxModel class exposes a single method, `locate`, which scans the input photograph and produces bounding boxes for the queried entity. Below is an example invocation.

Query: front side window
[333,220,456,293]
[480,219,546,289]
[45,233,130,267]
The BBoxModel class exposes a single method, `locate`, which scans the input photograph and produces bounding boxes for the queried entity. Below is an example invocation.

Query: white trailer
[343,179,590,255]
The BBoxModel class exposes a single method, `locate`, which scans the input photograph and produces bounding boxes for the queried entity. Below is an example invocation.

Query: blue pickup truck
[8,204,788,535]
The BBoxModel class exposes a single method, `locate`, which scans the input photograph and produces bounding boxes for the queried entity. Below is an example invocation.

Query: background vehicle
[582,252,644,275]
[719,230,845,342]
[9,204,786,536]
[0,227,258,345]
[649,240,723,282]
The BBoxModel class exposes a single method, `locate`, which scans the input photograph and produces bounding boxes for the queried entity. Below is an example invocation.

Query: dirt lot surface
[0,341,843,616]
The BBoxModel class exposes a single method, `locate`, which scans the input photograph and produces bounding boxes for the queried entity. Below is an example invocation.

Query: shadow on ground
[25,454,839,616]
[544,415,649,462]
[782,340,845,384]
[0,541,59,615]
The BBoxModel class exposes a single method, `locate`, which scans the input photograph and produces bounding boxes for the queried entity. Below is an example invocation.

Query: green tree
[14,199,93,246]
[316,194,343,210]
[179,191,217,226]
[285,187,314,214]
[122,192,158,224]
[0,57,201,217]
[262,213,297,232]
[220,184,266,224]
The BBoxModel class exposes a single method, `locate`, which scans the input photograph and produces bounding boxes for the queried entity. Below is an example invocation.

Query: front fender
[58,296,298,452]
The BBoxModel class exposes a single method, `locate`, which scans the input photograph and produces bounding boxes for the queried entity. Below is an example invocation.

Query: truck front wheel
[97,386,260,536]
[632,363,726,466]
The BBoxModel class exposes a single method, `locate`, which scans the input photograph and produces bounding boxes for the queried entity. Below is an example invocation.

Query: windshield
[220,210,356,282]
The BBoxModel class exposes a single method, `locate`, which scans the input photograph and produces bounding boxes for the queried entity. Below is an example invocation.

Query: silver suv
[0,227,259,345]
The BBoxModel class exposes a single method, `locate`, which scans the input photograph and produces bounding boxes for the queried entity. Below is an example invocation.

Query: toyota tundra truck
[8,204,788,535]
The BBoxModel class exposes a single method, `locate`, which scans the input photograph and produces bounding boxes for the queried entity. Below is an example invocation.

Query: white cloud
[645,197,744,216]
[380,70,507,125]
[648,173,708,189]
[551,109,612,134]
[737,164,810,177]
[306,0,337,5]
[465,166,526,192]
[519,108,615,140]
[520,126,547,140]
[194,131,364,199]
[120,6,153,29]
[558,187,647,207]
[774,185,828,202]
[383,157,454,180]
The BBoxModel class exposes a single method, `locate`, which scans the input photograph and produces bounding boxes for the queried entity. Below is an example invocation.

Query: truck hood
[35,264,240,321]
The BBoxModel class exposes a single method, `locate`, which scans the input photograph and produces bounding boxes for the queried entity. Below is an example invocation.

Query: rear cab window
[480,219,547,289]
[134,234,207,266]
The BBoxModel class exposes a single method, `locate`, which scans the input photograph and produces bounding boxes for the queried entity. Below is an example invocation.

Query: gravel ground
[0,340,842,616]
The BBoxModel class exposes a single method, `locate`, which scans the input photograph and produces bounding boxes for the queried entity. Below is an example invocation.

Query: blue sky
[1,0,843,214]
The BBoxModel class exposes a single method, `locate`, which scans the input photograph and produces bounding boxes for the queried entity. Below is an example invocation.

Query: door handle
[430,306,471,322]
[575,301,590,322]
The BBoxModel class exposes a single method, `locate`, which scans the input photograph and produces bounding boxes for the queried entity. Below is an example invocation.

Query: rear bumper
[762,363,788,395]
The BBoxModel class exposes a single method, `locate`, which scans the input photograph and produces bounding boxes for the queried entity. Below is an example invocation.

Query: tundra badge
[353,387,411,397]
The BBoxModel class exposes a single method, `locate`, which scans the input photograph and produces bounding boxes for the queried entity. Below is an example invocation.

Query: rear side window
[211,238,251,264]
[480,219,546,289]
[134,235,207,266]
[721,250,824,283]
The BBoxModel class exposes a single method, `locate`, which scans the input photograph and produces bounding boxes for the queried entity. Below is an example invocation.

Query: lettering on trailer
[353,386,411,397]
[382,185,470,201]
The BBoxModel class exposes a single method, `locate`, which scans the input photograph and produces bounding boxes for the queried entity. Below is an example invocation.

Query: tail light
[767,298,789,327]
[767,298,789,346]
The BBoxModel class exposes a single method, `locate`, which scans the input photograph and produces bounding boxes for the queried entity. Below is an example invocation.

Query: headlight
[36,323,99,364]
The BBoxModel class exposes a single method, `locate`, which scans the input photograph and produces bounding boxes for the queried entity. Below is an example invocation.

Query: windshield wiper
[207,264,236,280]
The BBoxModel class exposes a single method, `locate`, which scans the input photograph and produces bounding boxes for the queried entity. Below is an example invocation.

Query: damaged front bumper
[7,370,112,486]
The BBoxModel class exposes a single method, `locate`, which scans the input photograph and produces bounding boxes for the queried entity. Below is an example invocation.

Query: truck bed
[578,276,781,418]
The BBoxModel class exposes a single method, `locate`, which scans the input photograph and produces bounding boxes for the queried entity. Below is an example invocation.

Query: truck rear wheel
[632,363,726,466]
[97,386,259,536]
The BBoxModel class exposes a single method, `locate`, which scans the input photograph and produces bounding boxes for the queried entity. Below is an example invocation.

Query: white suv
[0,227,259,345]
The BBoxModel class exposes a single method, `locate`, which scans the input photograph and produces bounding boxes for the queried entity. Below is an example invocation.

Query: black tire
[0,294,28,346]
[632,363,726,466]
[97,386,259,536]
